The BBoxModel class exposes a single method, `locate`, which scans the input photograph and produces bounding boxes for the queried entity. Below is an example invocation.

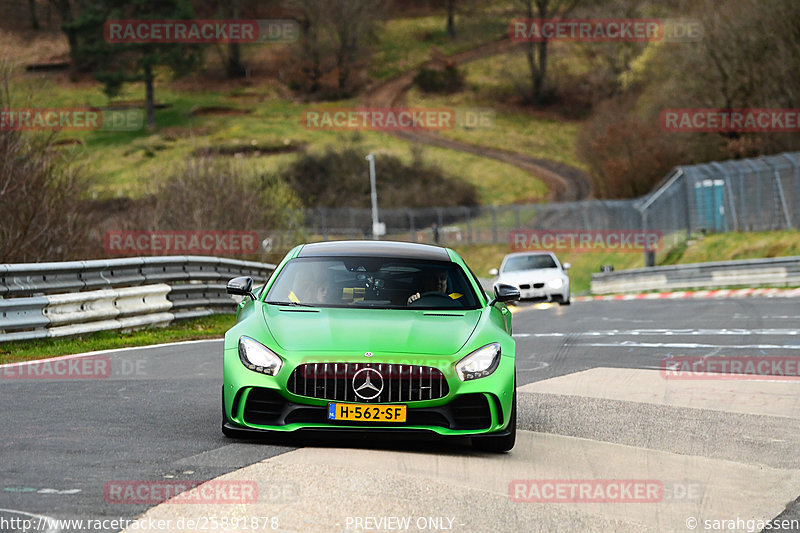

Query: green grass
[405,52,587,171]
[8,73,546,202]
[0,313,234,363]
[660,230,800,265]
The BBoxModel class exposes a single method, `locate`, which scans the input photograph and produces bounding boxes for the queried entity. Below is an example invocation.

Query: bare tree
[446,0,455,38]
[289,0,383,97]
[0,68,93,262]
[293,0,327,94]
[49,0,79,65]
[29,0,40,29]
[517,0,581,104]
[326,0,384,94]
[638,0,800,157]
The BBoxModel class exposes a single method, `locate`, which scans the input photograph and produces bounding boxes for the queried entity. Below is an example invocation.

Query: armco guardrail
[591,256,800,295]
[0,256,275,343]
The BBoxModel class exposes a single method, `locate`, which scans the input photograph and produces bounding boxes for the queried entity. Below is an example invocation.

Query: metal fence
[591,256,800,294]
[297,152,800,245]
[0,256,276,342]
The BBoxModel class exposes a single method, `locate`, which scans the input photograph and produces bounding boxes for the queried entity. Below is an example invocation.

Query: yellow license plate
[327,403,407,422]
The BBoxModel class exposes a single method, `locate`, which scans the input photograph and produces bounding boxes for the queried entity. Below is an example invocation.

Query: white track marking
[0,338,223,369]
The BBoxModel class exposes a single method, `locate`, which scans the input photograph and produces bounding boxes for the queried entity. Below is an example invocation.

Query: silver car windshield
[503,254,557,272]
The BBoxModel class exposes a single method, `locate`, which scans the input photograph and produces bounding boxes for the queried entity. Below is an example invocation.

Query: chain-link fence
[640,152,800,235]
[295,152,799,246]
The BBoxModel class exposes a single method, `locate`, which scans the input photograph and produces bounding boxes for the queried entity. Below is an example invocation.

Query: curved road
[1,297,799,532]
[363,39,593,202]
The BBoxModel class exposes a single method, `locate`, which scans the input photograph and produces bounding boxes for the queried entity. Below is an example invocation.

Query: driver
[408,270,454,305]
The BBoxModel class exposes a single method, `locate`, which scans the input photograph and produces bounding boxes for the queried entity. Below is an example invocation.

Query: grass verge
[0,313,234,364]
[453,229,800,295]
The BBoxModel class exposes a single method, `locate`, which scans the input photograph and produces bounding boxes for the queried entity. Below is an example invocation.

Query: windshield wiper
[265,300,317,308]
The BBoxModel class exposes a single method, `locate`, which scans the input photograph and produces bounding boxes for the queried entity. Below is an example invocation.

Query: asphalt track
[1,297,799,532]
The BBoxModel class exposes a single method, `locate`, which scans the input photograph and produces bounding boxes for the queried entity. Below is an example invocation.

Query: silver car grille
[287,362,449,403]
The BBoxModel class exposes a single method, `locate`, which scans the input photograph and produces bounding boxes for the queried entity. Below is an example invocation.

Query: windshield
[502,254,558,272]
[265,256,480,309]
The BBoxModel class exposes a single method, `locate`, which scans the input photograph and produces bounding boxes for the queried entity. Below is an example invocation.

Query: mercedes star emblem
[352,367,384,400]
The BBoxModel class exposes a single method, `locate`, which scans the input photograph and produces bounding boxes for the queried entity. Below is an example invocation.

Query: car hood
[497,269,564,285]
[262,305,481,356]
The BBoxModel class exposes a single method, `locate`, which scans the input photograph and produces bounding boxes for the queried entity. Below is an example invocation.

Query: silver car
[490,251,570,305]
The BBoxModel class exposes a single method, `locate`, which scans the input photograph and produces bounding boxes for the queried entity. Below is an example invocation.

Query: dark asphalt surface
[1,297,798,532]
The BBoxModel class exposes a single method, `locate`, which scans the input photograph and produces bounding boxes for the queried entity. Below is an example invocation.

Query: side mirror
[489,283,520,306]
[489,268,499,276]
[227,276,256,300]
[562,262,571,270]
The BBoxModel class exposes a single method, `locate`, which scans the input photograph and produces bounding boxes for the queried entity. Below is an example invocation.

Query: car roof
[504,251,557,258]
[297,240,451,261]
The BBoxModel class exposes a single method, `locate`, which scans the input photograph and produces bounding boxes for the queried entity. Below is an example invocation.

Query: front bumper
[518,287,566,301]
[223,352,515,437]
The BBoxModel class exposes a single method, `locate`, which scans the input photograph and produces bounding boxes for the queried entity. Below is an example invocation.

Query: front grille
[287,362,449,403]
[533,282,545,289]
[518,284,530,289]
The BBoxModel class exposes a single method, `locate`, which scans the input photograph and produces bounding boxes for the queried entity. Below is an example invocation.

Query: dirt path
[362,38,593,202]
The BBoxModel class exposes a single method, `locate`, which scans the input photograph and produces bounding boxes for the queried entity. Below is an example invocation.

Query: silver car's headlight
[547,278,564,289]
[238,336,283,376]
[455,343,501,381]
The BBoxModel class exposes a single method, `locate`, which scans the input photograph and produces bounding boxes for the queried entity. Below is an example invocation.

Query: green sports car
[222,240,520,452]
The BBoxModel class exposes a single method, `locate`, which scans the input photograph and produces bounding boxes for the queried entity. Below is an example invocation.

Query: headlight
[455,343,501,381]
[238,336,283,376]
[547,278,564,289]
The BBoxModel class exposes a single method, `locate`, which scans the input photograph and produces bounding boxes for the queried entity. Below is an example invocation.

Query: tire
[473,386,516,453]
[557,294,571,306]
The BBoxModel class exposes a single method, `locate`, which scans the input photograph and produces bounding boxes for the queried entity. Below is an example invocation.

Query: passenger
[289,263,335,304]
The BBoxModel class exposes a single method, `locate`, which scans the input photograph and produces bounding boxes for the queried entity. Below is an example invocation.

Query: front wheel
[473,387,516,453]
